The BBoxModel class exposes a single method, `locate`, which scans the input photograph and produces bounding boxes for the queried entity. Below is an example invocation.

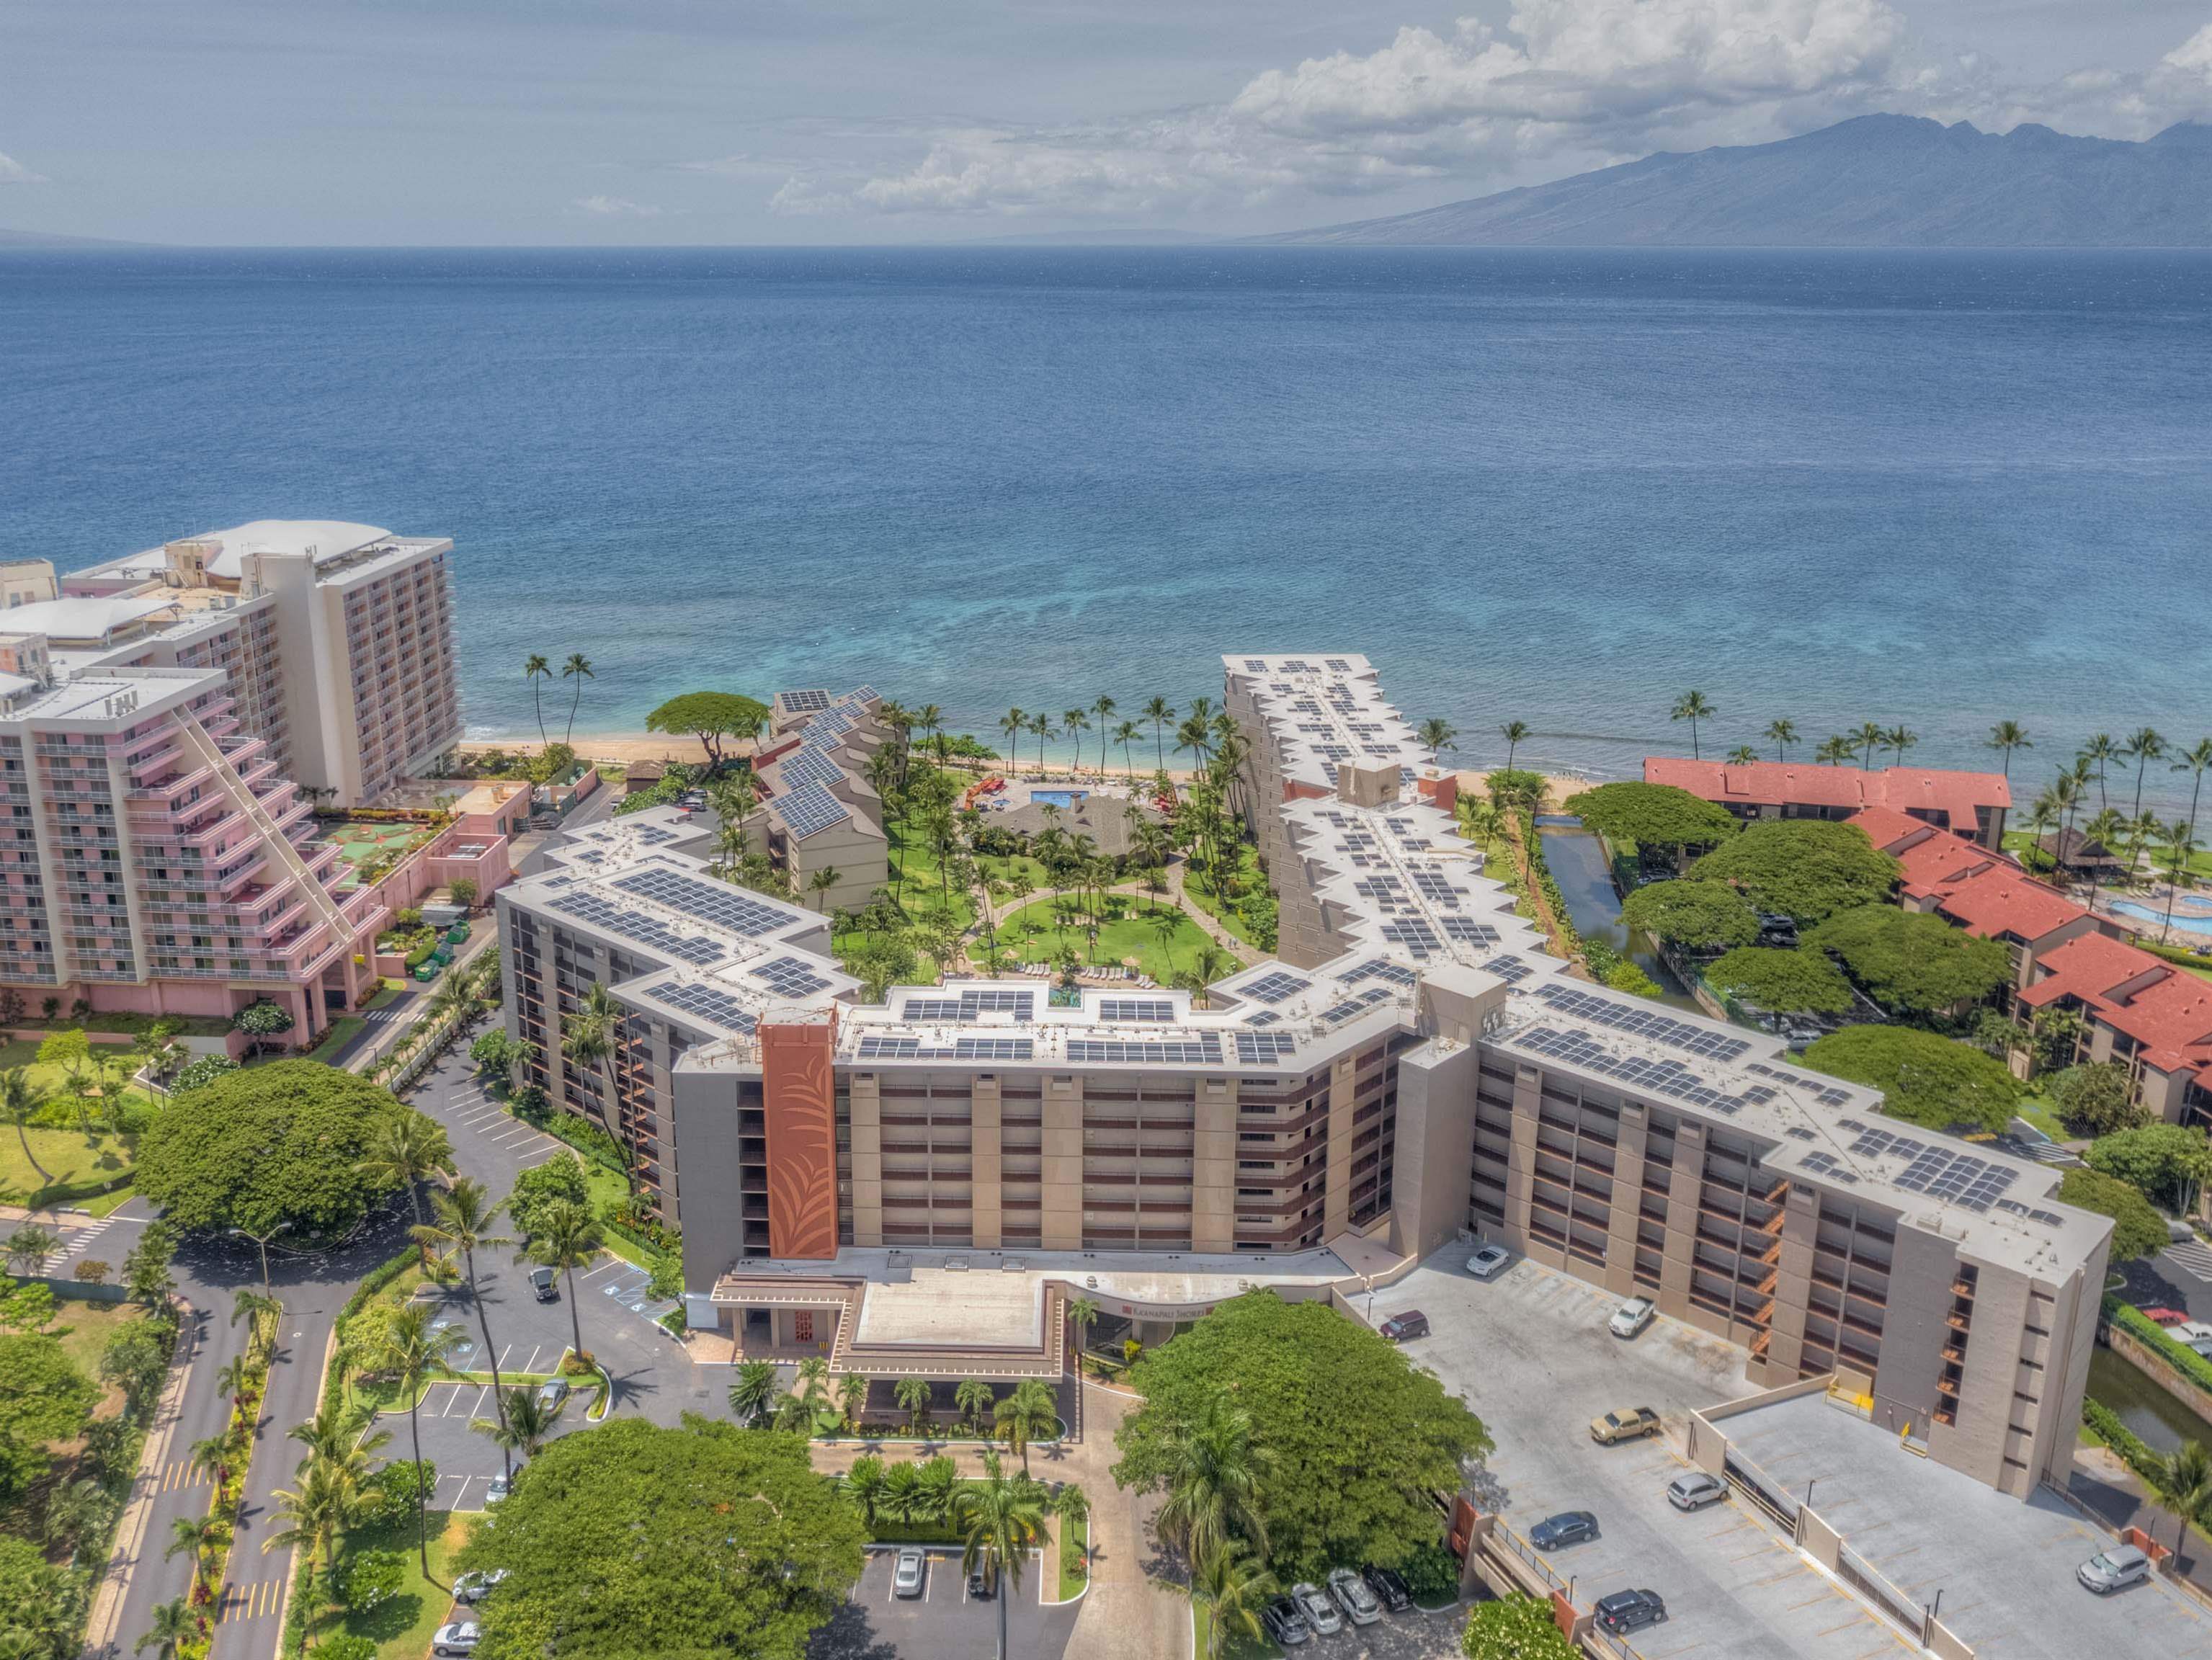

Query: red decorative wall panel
[761,1018,839,1259]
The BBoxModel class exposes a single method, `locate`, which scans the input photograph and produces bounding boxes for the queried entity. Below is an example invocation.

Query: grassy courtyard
[989,897,1219,986]
[301,1510,470,1660]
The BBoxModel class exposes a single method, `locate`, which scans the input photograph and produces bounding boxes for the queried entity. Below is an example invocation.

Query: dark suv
[1595,1589,1667,1634]
[1378,1310,1429,1342]
[1361,1566,1412,1612]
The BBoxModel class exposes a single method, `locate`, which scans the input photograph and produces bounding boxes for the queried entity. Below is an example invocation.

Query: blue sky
[4,0,2211,244]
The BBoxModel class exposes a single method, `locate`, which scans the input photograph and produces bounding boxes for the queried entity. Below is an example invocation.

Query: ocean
[4,246,2208,807]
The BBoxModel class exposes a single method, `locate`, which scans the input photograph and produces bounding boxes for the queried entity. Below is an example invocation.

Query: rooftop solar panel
[1098,999,1174,1022]
[753,955,833,998]
[1066,1036,1223,1065]
[549,891,725,966]
[776,745,846,792]
[1236,1031,1298,1065]
[1238,972,1309,1006]
[651,981,758,1035]
[776,781,852,840]
[1342,959,1417,987]
[780,689,831,713]
[612,867,790,937]
[1533,984,1752,1063]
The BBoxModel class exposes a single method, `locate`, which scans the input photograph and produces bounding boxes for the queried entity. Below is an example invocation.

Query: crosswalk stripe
[2162,1239,2212,1280]
[217,1579,285,1621]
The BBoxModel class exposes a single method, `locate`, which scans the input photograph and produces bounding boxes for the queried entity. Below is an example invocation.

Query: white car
[1466,1244,1511,1280]
[1291,1581,1342,1636]
[893,1547,926,1598]
[451,1568,509,1605]
[431,1622,481,1657]
[1609,1296,1656,1339]
[484,1474,511,1506]
[1326,1566,1381,1625]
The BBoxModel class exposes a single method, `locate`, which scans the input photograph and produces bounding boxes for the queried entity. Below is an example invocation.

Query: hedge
[2106,1296,2212,1399]
[2139,939,2212,971]
[2083,1396,2164,1487]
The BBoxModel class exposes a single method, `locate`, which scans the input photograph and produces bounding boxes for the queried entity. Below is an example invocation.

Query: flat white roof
[1,593,179,643]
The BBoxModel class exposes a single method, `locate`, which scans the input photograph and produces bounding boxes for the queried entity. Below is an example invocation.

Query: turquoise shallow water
[4,246,2208,805]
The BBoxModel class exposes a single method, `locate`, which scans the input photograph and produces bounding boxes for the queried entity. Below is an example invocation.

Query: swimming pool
[1029,789,1087,809]
[2108,899,2212,938]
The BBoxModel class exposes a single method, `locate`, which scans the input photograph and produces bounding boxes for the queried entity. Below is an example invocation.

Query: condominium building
[1647,756,2012,849]
[57,520,461,807]
[0,664,383,1035]
[747,687,890,914]
[491,656,2109,1497]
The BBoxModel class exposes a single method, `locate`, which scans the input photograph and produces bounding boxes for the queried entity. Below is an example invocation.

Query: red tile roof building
[1644,757,2012,848]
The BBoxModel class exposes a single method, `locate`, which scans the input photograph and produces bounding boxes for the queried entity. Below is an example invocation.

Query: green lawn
[883,818,978,931]
[305,1510,470,1660]
[0,1123,135,1201]
[2015,1093,2068,1143]
[1181,871,1258,947]
[1058,1512,1089,1601]
[991,898,1218,986]
[300,1016,367,1064]
[52,1297,147,1385]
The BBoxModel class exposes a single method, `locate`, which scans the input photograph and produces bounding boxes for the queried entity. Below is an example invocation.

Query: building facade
[1646,756,2012,848]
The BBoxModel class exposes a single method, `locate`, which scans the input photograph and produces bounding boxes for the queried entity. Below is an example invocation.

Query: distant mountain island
[1257,115,2212,247]
[0,227,142,249]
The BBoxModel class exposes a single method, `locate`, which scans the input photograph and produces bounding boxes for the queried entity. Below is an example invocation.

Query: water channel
[2089,1344,2212,1455]
[1533,816,1697,1009]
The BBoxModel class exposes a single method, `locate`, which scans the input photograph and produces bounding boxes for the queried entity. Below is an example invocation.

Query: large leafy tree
[2058,1167,2169,1261]
[1618,880,1760,950]
[507,1154,591,1241]
[135,1061,428,1236]
[1705,947,1854,1017]
[453,1416,864,1660]
[1803,905,2012,1015]
[0,1334,97,1498]
[2047,1063,2147,1138]
[1690,821,1899,924]
[643,692,771,774]
[2085,1124,2212,1213]
[1801,1025,2020,1133]
[1562,782,1739,856]
[0,1535,84,1660]
[1112,1292,1490,1581]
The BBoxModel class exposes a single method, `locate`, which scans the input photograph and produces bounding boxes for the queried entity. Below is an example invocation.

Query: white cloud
[0,151,46,184]
[573,194,662,217]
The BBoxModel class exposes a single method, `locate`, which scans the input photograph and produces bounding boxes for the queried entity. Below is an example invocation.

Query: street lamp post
[227,1221,291,1300]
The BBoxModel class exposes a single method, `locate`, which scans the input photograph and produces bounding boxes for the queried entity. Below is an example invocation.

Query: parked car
[1609,1296,1656,1339]
[1327,1566,1381,1625]
[2167,1321,2212,1359]
[893,1548,926,1598]
[1529,1511,1598,1550]
[431,1622,481,1657]
[1466,1244,1511,1280]
[450,1569,508,1605]
[1667,1472,1729,1512]
[538,1378,571,1411]
[1361,1566,1412,1612]
[2077,1545,2151,1594]
[1290,1581,1342,1636]
[1378,1310,1430,1342]
[484,1474,511,1505]
[1260,1597,1311,1646]
[1590,1406,1662,1446]
[2139,1307,2190,1326]
[529,1266,558,1302]
[967,1564,994,1600]
[1594,1589,1667,1634]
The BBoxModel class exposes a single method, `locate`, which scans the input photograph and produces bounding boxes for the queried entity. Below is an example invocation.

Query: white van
[2166,1321,2212,1359]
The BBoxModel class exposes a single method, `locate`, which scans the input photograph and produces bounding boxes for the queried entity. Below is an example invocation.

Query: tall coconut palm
[2082,808,2128,898]
[1029,713,1053,772]
[475,1383,563,1464]
[2147,1440,2212,1557]
[1155,1394,1270,1563]
[1188,1539,1278,1660]
[415,1179,512,1475]
[1092,696,1118,773]
[1143,697,1176,774]
[1854,721,1886,770]
[992,1378,1059,1476]
[2126,728,2167,818]
[357,1111,453,1233]
[1061,710,1089,775]
[133,1597,201,1659]
[378,1303,466,1574]
[560,653,594,745]
[953,1451,1047,1660]
[561,982,635,1188]
[1670,691,1715,760]
[956,1377,996,1433]
[1764,718,1797,762]
[728,1358,781,1425]
[1886,726,1918,767]
[1726,746,1758,767]
[0,1070,50,1186]
[2172,738,2212,873]
[290,1404,388,1476]
[808,866,841,913]
[896,1377,934,1436]
[2079,732,2120,811]
[1066,1298,1100,1357]
[1495,720,1529,775]
[521,1199,601,1368]
[1113,720,1141,779]
[1417,718,1456,760]
[839,1372,870,1431]
[2162,820,2202,945]
[1816,735,1852,767]
[842,1455,889,1529]
[164,1514,224,1599]
[524,654,551,747]
[999,709,1027,772]
[261,1456,358,1602]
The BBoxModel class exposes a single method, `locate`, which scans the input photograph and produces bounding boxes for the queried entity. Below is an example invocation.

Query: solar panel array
[1409,868,1463,909]
[855,1035,1037,1061]
[1325,658,1352,672]
[1239,971,1309,1005]
[780,689,831,713]
[1440,917,1501,947]
[1747,1062,1856,1107]
[1066,1036,1223,1065]
[1342,959,1417,986]
[1511,1026,1752,1114]
[776,745,846,792]
[1098,999,1174,1022]
[1847,1126,2020,1212]
[1534,984,1752,1062]
[1318,986,1393,1026]
[632,824,677,846]
[1381,919,1440,958]
[652,981,759,1035]
[776,781,852,839]
[611,867,791,937]
[898,989,1038,1023]
[1244,658,1269,672]
[1486,955,1535,984]
[1800,1150,1860,1184]
[1244,1010,1281,1028]
[1236,1030,1299,1064]
[753,955,832,998]
[551,891,724,965]
[1995,1198,2068,1228]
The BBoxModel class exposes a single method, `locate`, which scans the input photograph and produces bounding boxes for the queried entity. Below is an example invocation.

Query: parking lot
[806,1546,1079,1660]
[1365,1251,1917,1660]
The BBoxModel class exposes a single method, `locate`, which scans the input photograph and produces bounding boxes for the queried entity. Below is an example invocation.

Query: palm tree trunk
[532,682,547,748]
[13,1123,50,1184]
[566,682,581,745]
[467,1249,512,1479]
[408,1398,430,1576]
[996,1567,1009,1660]
[566,1263,585,1362]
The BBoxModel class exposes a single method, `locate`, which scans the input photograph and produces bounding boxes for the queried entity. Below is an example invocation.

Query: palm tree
[842,1455,889,1529]
[2162,819,2202,944]
[524,654,551,747]
[1143,697,1176,774]
[728,1358,781,1425]
[1855,721,1886,770]
[2079,732,2120,811]
[1764,718,1797,762]
[1051,1481,1090,1568]
[794,1355,831,1410]
[2173,738,2212,873]
[1112,719,1141,779]
[2048,767,2088,880]
[1029,712,1053,772]
[1155,1394,1269,1563]
[232,1288,283,1360]
[0,1071,50,1186]
[1986,720,2032,775]
[290,1404,388,1476]
[955,1377,995,1434]
[476,1383,562,1464]
[999,708,1026,772]
[357,1111,453,1233]
[993,1377,1059,1476]
[1417,718,1456,761]
[1670,691,1715,759]
[1092,696,1118,773]
[165,1514,225,1599]
[378,1303,466,1574]
[1885,726,1917,767]
[415,1179,512,1474]
[896,1377,934,1436]
[2147,1440,2212,1557]
[187,1434,233,1492]
[1056,709,1087,775]
[1726,746,1758,767]
[1816,735,1852,767]
[880,1460,925,1525]
[916,1454,959,1522]
[523,1198,601,1367]
[808,866,841,913]
[2126,728,2167,818]
[561,982,635,1188]
[1067,1298,1100,1358]
[560,653,594,744]
[134,1597,201,1659]
[262,1457,358,1602]
[953,1451,1048,1660]
[839,1372,870,1431]
[215,1353,257,1416]
[1189,1539,1279,1660]
[1187,943,1232,1008]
